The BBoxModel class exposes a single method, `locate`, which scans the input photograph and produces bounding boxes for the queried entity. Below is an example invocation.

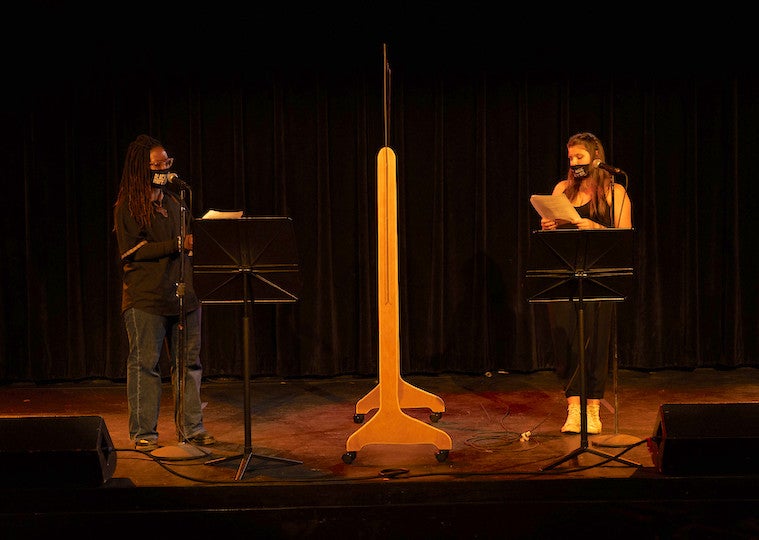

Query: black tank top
[575,200,612,228]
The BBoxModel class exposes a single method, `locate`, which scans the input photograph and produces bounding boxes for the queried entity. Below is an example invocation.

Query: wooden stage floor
[2,368,759,538]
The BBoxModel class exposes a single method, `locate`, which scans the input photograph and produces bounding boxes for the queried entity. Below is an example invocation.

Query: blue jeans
[124,307,207,442]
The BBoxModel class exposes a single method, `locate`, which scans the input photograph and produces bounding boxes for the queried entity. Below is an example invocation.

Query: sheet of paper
[202,209,244,219]
[530,195,581,223]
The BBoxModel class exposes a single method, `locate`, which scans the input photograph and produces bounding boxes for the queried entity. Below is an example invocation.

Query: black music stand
[192,216,303,480]
[526,228,640,470]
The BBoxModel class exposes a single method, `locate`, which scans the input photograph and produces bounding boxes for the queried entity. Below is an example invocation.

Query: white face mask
[151,170,172,190]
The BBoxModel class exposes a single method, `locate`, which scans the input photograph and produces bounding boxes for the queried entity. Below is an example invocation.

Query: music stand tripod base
[593,433,642,448]
[205,448,303,480]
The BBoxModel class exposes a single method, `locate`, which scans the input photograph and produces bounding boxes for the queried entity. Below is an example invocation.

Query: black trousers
[546,301,613,399]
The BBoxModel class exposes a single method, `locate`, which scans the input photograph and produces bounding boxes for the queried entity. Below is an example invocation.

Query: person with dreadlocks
[113,134,215,452]
[540,132,632,435]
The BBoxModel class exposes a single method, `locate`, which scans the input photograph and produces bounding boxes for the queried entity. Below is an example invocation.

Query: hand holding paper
[530,195,581,224]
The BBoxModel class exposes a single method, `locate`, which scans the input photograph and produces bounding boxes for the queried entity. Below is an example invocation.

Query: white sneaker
[561,404,581,433]
[587,403,602,434]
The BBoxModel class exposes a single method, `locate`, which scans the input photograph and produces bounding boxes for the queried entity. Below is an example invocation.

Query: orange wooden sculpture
[343,146,451,464]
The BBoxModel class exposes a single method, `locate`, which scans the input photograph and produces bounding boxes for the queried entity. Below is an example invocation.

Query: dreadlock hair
[563,132,613,225]
[113,134,163,231]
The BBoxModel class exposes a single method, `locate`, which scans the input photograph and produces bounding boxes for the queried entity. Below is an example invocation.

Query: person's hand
[184,234,193,251]
[541,218,557,230]
[571,218,601,230]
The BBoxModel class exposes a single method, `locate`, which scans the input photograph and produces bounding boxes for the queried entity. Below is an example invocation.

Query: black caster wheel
[353,414,364,424]
[342,451,356,464]
[435,449,449,463]
[430,411,443,423]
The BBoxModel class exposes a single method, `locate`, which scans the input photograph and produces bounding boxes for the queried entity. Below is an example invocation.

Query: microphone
[168,172,191,189]
[592,159,625,175]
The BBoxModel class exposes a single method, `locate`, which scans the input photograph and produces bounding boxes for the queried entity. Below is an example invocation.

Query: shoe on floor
[587,403,602,434]
[561,404,581,433]
[135,438,159,452]
[187,432,216,446]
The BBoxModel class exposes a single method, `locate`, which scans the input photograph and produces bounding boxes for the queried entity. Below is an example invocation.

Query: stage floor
[2,368,759,538]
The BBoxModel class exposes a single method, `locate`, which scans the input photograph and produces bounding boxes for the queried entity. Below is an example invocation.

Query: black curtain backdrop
[2,7,757,382]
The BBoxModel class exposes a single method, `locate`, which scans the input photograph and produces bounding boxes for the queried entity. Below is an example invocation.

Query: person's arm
[130,239,179,261]
[612,183,633,228]
[115,204,178,261]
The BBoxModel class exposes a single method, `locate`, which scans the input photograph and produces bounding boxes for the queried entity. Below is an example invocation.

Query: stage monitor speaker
[0,415,117,487]
[649,403,759,475]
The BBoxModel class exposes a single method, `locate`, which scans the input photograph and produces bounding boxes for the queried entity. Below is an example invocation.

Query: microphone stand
[593,171,641,450]
[152,184,208,460]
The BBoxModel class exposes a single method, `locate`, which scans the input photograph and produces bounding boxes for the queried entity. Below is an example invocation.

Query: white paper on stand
[202,209,244,219]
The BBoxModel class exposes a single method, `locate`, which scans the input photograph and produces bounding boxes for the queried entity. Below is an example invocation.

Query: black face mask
[151,170,172,190]
[570,164,591,180]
